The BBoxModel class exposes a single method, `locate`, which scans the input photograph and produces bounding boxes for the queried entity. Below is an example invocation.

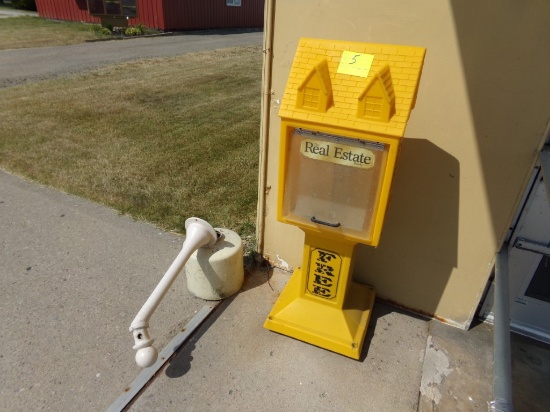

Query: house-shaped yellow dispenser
[264,38,426,359]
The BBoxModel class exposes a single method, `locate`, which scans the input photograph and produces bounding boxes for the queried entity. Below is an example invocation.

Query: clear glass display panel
[88,0,136,17]
[105,0,122,15]
[122,0,137,17]
[88,0,105,14]
[283,128,389,240]
[525,255,550,303]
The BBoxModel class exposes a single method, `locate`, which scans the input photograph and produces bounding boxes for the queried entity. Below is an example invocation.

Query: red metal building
[35,0,264,31]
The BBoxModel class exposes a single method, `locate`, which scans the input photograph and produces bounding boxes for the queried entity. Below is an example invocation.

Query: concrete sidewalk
[0,170,208,410]
[0,170,548,411]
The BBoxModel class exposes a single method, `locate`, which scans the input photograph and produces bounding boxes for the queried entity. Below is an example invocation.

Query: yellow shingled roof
[279,38,426,138]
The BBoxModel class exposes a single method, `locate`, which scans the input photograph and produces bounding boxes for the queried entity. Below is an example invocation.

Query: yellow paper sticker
[337,51,375,78]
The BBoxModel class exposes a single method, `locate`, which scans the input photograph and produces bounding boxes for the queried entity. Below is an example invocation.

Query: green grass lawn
[0,46,262,247]
[0,15,109,50]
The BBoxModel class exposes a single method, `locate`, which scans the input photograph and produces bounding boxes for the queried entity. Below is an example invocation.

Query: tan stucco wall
[259,0,550,328]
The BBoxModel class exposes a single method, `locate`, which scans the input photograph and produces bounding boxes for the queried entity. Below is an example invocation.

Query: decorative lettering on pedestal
[306,248,342,299]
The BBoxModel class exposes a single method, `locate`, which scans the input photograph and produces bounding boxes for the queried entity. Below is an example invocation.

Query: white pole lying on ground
[129,217,218,368]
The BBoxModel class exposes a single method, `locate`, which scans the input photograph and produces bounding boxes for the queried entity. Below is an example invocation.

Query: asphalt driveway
[0,29,263,88]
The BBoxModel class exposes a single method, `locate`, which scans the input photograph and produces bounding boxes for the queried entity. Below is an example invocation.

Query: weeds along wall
[259,0,550,328]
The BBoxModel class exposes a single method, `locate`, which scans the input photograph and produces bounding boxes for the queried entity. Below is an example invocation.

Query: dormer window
[357,65,395,122]
[296,59,333,113]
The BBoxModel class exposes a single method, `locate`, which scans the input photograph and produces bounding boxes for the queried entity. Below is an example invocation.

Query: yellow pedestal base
[264,267,375,359]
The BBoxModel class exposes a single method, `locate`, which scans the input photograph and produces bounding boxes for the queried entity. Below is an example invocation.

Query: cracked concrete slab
[418,320,493,411]
[127,268,430,412]
[3,169,549,411]
[511,332,550,411]
[420,335,453,406]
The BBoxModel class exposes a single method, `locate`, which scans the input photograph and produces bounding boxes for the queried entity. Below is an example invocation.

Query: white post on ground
[129,217,217,368]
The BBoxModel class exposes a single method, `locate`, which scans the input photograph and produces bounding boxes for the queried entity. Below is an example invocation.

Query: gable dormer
[357,64,395,122]
[296,59,333,113]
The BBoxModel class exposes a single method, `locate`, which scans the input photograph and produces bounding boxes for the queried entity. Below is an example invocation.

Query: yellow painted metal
[264,232,375,359]
[278,38,426,139]
[277,120,400,247]
[265,38,425,358]
[276,39,425,246]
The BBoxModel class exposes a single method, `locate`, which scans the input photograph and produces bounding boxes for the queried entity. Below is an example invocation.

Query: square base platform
[264,268,375,359]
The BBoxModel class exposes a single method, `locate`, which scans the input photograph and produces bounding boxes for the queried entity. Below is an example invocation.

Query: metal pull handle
[311,216,341,228]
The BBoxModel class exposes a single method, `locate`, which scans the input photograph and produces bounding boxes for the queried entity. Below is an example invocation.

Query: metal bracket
[513,237,550,257]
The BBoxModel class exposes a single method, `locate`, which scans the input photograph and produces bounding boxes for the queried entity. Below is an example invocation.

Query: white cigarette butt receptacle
[185,228,244,300]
